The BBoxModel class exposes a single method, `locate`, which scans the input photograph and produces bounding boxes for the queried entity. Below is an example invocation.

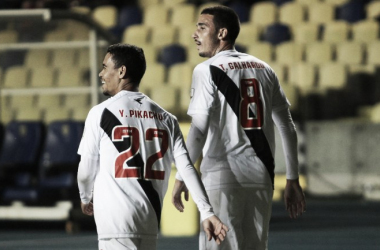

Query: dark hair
[106,43,146,85]
[201,6,240,44]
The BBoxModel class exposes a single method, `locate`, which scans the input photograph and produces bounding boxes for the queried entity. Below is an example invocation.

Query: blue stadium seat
[0,50,26,70]
[337,1,365,23]
[39,121,84,177]
[272,0,293,6]
[262,23,292,45]
[0,121,44,173]
[158,44,187,68]
[111,5,143,39]
[37,121,84,204]
[228,2,251,23]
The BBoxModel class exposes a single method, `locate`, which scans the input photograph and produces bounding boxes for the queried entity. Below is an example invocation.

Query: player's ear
[119,65,127,79]
[218,28,228,41]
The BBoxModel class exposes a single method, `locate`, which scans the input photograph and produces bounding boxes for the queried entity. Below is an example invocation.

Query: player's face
[192,14,220,58]
[99,53,121,96]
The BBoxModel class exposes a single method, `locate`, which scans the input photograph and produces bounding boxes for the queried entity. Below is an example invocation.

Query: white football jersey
[78,90,188,240]
[188,50,290,190]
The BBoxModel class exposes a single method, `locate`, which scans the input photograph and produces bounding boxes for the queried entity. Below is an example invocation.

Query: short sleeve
[77,107,101,160]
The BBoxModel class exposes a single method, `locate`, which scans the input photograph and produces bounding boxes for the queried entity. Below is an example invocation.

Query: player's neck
[214,43,234,56]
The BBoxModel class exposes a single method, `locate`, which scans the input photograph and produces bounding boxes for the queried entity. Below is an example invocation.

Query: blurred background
[0,0,379,249]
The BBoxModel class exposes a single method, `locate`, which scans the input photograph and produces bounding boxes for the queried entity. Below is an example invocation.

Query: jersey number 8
[240,78,264,129]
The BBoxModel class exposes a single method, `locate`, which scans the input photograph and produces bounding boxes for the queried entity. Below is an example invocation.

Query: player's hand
[284,178,306,219]
[202,215,229,245]
[81,201,94,216]
[172,179,189,212]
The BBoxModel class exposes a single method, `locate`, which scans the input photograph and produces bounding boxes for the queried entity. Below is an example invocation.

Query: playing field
[0,199,378,250]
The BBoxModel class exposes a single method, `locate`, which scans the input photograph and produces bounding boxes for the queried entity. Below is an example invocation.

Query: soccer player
[172,6,306,250]
[77,43,228,250]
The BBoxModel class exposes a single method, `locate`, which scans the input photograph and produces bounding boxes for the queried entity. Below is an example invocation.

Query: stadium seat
[289,63,317,95]
[140,63,166,89]
[0,121,45,173]
[279,2,305,26]
[366,41,380,65]
[38,121,84,203]
[117,5,143,30]
[321,21,351,44]
[24,49,51,69]
[162,0,186,6]
[336,42,363,65]
[186,47,206,66]
[293,23,320,44]
[150,25,177,48]
[51,49,77,68]
[324,0,349,6]
[177,25,196,48]
[143,5,169,27]
[0,50,26,70]
[318,63,347,91]
[366,0,380,19]
[149,85,179,115]
[262,23,291,46]
[170,4,196,27]
[9,95,36,111]
[56,66,85,87]
[351,20,379,43]
[275,41,304,65]
[295,0,320,5]
[158,44,187,68]
[29,67,55,88]
[228,2,251,23]
[44,29,71,42]
[307,2,335,24]
[36,94,62,108]
[0,30,18,43]
[39,121,84,177]
[71,106,90,122]
[270,63,287,83]
[281,83,299,112]
[15,107,42,121]
[139,0,160,9]
[167,63,193,88]
[272,0,292,6]
[336,1,366,23]
[92,5,118,29]
[247,42,273,63]
[122,24,150,46]
[305,42,333,65]
[236,24,260,46]
[249,2,277,27]
[178,85,191,115]
[2,66,29,89]
[43,106,71,124]
[62,94,90,110]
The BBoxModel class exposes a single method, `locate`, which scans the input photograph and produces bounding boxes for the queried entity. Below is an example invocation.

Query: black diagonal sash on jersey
[100,108,162,227]
[210,65,275,187]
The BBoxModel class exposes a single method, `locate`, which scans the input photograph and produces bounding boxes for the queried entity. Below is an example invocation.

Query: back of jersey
[86,90,184,240]
[188,50,289,189]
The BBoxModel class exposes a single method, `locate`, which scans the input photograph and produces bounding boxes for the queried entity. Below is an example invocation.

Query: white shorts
[98,238,157,250]
[199,186,273,250]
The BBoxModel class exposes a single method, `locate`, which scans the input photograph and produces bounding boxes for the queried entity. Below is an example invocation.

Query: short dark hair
[106,43,146,85]
[201,6,240,44]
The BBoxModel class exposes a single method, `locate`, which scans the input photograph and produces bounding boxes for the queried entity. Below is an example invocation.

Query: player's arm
[77,155,99,216]
[174,153,228,244]
[272,107,306,219]
[173,114,209,210]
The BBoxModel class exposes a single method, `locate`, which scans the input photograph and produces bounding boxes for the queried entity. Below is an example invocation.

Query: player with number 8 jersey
[172,6,306,250]
[77,43,228,250]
